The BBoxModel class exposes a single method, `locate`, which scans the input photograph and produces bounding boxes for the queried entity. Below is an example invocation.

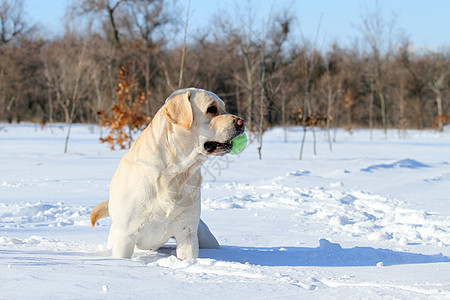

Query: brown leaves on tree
[99,66,151,150]
[292,109,332,127]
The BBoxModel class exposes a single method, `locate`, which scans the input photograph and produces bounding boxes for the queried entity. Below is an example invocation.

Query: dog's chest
[136,199,199,249]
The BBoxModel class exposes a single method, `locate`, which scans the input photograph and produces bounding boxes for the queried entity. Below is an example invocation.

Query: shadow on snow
[197,239,449,267]
[361,158,430,173]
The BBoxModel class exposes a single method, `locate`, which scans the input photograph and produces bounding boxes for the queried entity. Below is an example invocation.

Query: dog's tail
[90,200,109,228]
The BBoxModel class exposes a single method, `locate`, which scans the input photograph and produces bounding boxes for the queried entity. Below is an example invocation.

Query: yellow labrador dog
[91,88,245,259]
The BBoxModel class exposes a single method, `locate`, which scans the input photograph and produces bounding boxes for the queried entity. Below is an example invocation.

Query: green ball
[229,133,247,155]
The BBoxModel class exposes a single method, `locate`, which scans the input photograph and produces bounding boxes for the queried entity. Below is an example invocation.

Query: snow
[1,123,449,299]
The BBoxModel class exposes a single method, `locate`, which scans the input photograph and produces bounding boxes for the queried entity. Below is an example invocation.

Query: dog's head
[161,88,245,156]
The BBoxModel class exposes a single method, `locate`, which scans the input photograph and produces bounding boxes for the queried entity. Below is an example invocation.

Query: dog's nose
[236,118,245,127]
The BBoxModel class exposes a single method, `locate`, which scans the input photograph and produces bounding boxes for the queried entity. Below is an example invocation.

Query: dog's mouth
[204,129,245,156]
[204,122,245,156]
[204,140,233,156]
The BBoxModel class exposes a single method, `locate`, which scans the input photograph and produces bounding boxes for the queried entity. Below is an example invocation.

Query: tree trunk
[436,91,443,132]
[47,87,53,125]
[369,78,374,140]
[299,126,307,160]
[282,93,287,143]
[6,96,16,123]
[244,54,254,130]
[257,46,265,160]
[378,88,387,134]
[326,84,333,152]
[178,0,190,89]
[64,100,77,153]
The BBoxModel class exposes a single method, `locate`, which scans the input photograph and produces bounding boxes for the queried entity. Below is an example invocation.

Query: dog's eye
[207,106,218,115]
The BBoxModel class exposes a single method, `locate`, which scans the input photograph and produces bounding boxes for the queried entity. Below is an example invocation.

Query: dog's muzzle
[204,117,245,155]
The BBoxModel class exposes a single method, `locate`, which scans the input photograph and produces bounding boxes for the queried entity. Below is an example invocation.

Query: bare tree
[257,40,266,160]
[321,45,345,151]
[298,16,323,160]
[178,0,190,88]
[0,0,28,45]
[43,33,91,152]
[64,42,88,153]
[358,1,397,133]
[400,46,428,129]
[72,0,126,46]
[123,0,174,114]
[214,0,262,131]
[428,53,449,132]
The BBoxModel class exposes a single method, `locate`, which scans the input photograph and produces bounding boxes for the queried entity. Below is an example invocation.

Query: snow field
[0,123,449,299]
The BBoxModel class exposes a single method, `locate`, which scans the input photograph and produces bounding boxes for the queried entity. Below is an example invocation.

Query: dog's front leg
[112,229,136,259]
[175,227,199,260]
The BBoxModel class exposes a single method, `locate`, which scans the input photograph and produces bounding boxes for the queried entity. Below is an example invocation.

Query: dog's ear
[161,90,193,130]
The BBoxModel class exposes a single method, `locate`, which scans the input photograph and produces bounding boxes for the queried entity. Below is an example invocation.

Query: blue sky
[25,0,450,50]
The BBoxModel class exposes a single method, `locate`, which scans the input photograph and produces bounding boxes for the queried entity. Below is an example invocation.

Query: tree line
[1,0,449,136]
